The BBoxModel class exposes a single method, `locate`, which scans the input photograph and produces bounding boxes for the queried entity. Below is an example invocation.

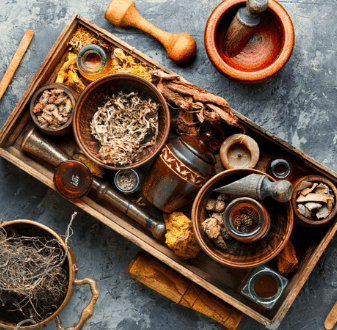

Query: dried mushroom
[91,92,159,166]
[296,180,335,220]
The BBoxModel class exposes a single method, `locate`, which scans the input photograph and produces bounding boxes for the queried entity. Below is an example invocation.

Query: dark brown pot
[292,175,337,227]
[224,197,270,243]
[0,220,99,329]
[143,134,216,213]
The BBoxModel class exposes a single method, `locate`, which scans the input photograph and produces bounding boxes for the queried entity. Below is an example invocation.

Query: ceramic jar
[143,135,216,213]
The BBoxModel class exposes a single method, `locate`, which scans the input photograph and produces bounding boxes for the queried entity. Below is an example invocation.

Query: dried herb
[232,206,259,233]
[32,88,72,129]
[91,92,159,166]
[0,213,76,325]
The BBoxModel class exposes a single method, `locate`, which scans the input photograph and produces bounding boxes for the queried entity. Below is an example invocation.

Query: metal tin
[114,169,143,194]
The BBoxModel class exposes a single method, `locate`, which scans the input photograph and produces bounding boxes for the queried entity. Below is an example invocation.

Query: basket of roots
[0,215,99,329]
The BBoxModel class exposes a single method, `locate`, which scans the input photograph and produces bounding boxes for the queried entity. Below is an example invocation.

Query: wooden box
[1,15,337,328]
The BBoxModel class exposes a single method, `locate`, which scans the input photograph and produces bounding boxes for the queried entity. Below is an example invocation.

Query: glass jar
[241,265,288,309]
[53,160,93,200]
[76,44,111,81]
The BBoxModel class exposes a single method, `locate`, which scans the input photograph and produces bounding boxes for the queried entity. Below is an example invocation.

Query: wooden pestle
[105,0,196,64]
[20,127,166,240]
[127,252,243,330]
[325,301,337,329]
[213,173,293,203]
[224,0,269,58]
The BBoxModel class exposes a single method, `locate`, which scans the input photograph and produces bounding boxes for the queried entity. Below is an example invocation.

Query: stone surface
[0,0,337,329]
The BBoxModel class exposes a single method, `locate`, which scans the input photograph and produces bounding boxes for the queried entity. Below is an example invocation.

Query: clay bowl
[73,73,170,170]
[291,175,337,227]
[204,0,294,83]
[0,219,99,329]
[224,197,270,243]
[192,169,293,268]
[30,83,77,136]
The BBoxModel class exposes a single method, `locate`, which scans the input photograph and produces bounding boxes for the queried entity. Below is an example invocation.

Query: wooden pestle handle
[104,0,196,63]
[325,301,337,329]
[127,252,243,330]
[224,0,269,57]
[260,176,293,203]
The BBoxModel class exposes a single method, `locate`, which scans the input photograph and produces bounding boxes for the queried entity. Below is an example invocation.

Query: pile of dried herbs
[91,92,159,166]
[0,230,68,324]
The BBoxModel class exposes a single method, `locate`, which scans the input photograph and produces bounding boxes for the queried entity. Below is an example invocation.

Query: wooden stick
[0,30,34,100]
[127,252,243,330]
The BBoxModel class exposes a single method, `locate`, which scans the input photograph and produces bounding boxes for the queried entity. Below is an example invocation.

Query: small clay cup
[30,83,77,136]
[292,175,337,227]
[204,0,294,83]
[224,197,270,243]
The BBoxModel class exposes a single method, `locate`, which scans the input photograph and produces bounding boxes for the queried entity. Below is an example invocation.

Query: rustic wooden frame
[1,15,336,328]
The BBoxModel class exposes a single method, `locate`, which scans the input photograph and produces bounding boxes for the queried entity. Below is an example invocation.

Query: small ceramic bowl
[204,0,294,83]
[292,175,337,227]
[30,83,77,136]
[73,73,170,170]
[192,168,293,268]
[224,197,270,243]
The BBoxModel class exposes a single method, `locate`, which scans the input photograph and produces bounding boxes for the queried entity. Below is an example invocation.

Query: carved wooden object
[105,0,196,63]
[224,0,269,58]
[325,301,337,330]
[127,252,243,330]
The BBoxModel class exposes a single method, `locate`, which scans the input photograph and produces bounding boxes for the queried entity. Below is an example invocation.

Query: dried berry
[221,227,232,241]
[206,199,217,212]
[210,213,223,225]
[215,200,226,213]
[214,235,227,249]
[240,226,249,233]
[232,215,242,228]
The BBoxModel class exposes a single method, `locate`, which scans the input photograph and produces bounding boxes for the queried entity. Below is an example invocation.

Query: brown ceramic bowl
[30,83,77,136]
[192,169,293,268]
[73,73,170,170]
[291,175,337,227]
[204,0,294,83]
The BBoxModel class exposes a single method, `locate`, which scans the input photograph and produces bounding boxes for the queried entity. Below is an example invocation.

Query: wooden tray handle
[54,278,100,330]
[127,252,243,330]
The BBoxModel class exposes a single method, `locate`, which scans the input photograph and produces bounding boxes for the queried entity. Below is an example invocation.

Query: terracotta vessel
[143,134,216,213]
[292,175,337,227]
[204,0,294,83]
[224,197,270,243]
[192,169,293,268]
[0,219,99,329]
[72,73,170,171]
[30,83,78,136]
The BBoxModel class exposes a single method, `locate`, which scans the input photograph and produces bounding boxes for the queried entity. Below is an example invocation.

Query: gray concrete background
[0,0,336,329]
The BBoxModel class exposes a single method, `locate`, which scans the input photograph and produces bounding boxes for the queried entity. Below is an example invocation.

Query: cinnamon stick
[0,30,34,100]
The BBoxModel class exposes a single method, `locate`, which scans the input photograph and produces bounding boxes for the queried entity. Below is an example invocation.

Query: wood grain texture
[127,252,243,330]
[204,0,294,83]
[1,15,337,329]
[104,0,196,63]
[0,30,34,101]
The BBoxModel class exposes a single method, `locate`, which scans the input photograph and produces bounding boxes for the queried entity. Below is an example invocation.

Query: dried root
[91,92,159,166]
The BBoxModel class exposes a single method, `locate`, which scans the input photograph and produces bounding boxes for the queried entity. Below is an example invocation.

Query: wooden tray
[1,15,337,328]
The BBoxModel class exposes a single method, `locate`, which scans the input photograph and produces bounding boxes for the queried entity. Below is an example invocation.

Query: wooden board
[1,15,337,328]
